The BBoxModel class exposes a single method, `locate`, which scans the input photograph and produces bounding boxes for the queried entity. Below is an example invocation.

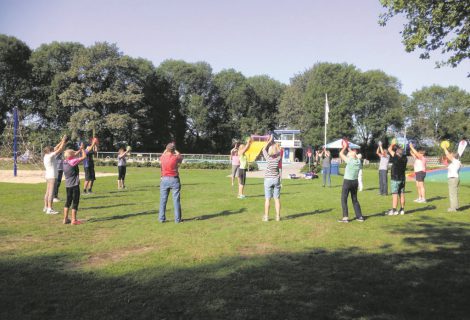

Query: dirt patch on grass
[74,245,154,269]
[0,170,117,184]
[237,243,281,257]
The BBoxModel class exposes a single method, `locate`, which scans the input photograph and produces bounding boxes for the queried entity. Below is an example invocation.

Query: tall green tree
[408,85,470,143]
[379,0,470,74]
[0,34,32,134]
[29,41,84,127]
[58,42,153,148]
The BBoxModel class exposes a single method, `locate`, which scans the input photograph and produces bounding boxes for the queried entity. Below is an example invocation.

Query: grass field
[1,167,470,319]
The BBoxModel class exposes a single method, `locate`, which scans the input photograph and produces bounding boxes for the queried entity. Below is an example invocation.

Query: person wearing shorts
[237,138,252,199]
[262,135,281,222]
[82,141,97,194]
[386,142,408,215]
[62,140,96,225]
[230,143,240,187]
[43,135,67,214]
[409,143,427,203]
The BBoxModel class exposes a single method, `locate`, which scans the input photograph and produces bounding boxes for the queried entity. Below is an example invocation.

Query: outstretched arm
[339,146,348,162]
[52,135,67,156]
[409,143,419,159]
[239,138,252,155]
[443,146,454,162]
[388,143,396,157]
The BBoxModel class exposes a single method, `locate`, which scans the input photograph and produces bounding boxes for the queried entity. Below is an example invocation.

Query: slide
[245,141,266,162]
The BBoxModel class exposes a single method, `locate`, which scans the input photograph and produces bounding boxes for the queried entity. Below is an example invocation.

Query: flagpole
[324,93,328,147]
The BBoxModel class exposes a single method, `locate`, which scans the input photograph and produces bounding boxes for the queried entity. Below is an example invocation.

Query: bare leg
[400,193,405,209]
[63,207,69,223]
[392,194,398,209]
[264,198,270,219]
[71,209,77,222]
[274,198,281,221]
[238,184,244,196]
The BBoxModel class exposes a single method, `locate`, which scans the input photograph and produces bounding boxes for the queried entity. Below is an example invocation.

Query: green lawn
[1,168,470,319]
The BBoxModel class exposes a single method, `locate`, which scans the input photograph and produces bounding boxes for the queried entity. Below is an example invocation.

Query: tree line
[0,34,469,156]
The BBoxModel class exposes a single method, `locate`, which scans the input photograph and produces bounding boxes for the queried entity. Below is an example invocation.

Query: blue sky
[0,0,468,95]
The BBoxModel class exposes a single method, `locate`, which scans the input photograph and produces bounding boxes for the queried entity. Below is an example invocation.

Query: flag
[325,93,329,125]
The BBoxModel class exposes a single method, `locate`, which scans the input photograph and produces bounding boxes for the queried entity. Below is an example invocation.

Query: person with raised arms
[386,141,408,215]
[442,145,462,212]
[62,139,96,225]
[338,144,365,223]
[316,147,331,187]
[117,147,130,190]
[230,142,240,187]
[261,135,282,222]
[237,137,252,199]
[43,135,67,214]
[409,143,427,203]
[81,139,98,195]
[159,142,183,223]
[376,142,390,196]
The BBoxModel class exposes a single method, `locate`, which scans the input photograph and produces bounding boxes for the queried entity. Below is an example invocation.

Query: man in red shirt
[159,142,183,223]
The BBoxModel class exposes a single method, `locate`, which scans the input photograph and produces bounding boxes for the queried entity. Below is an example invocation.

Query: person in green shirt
[338,145,364,223]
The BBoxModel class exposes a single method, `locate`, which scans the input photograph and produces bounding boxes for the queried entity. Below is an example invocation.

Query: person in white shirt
[43,135,67,214]
[442,145,462,212]
[357,153,364,192]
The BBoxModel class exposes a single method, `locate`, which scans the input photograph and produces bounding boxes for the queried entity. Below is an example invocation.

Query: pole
[324,93,328,147]
[13,107,18,177]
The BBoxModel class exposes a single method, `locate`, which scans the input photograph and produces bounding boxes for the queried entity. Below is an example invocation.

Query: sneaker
[262,216,269,222]
[53,198,60,203]
[43,207,47,213]
[338,217,349,223]
[399,209,405,215]
[63,218,71,224]
[71,220,82,225]
[447,208,457,212]
[385,209,396,216]
[418,199,427,203]
[413,198,421,203]
[275,215,281,222]
[356,217,365,222]
[46,208,59,215]
[238,195,246,199]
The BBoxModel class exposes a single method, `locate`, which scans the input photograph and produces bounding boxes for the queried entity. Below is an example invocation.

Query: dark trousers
[54,170,63,198]
[341,179,362,218]
[379,170,388,195]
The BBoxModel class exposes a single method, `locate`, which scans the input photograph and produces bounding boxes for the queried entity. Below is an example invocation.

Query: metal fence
[96,152,231,164]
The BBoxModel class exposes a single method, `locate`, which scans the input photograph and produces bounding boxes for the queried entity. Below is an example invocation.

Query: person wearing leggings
[338,145,364,223]
[62,140,96,225]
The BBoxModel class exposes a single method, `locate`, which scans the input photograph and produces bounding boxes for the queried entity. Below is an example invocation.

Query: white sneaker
[53,198,60,203]
[262,216,268,222]
[419,199,427,203]
[46,208,59,215]
[43,207,47,212]
[386,209,396,216]
[413,198,421,203]
[399,209,405,215]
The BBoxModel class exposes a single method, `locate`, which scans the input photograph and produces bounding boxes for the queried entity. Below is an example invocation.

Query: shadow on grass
[3,217,470,319]
[406,205,437,214]
[81,203,135,210]
[88,210,157,222]
[459,204,470,211]
[83,194,127,200]
[426,196,446,203]
[362,187,378,191]
[285,208,333,220]
[185,208,247,221]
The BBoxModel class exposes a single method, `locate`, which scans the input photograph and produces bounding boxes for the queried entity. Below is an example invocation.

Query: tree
[279,63,361,147]
[379,0,470,74]
[352,70,404,148]
[408,85,470,143]
[0,34,32,134]
[29,41,84,127]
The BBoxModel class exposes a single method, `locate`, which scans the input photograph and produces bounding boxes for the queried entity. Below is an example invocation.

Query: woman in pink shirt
[159,142,183,223]
[230,142,240,187]
[410,143,427,203]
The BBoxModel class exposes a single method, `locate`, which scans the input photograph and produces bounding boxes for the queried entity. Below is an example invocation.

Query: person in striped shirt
[262,135,282,222]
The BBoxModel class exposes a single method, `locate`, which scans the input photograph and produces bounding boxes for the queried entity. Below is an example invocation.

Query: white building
[274,129,302,162]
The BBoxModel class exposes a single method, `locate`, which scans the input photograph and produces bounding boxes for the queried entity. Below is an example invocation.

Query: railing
[96,152,231,163]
